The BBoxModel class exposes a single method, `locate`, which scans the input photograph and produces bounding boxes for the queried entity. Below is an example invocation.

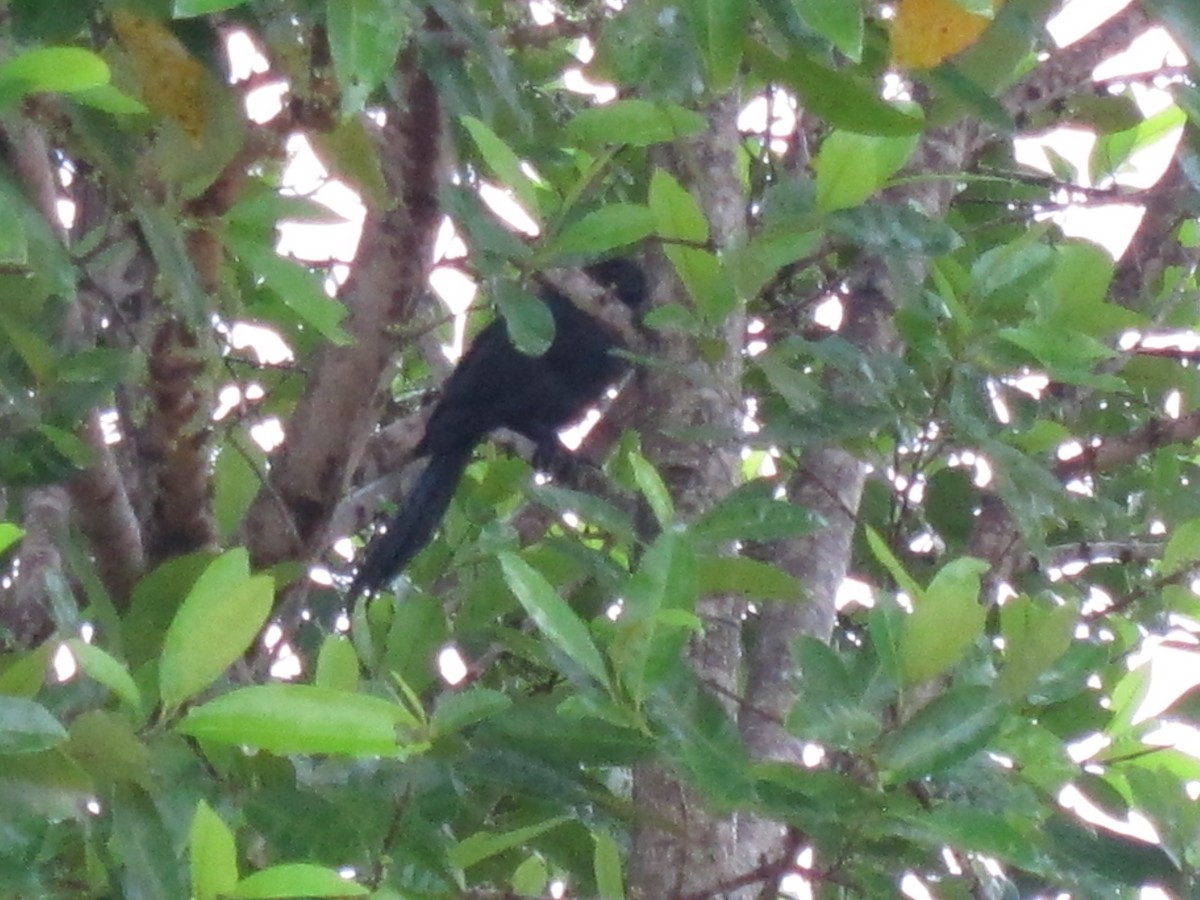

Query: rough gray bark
[736,287,900,881]
[628,93,751,900]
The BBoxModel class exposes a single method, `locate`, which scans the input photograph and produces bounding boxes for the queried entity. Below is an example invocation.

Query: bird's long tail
[347,445,473,600]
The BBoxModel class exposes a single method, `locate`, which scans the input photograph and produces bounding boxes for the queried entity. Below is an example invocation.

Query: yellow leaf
[891,0,1004,70]
[112,10,210,141]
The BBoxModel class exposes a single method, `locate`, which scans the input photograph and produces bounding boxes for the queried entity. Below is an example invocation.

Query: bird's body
[347,260,645,599]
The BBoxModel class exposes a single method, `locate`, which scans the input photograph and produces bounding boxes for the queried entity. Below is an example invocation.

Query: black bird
[347,259,646,599]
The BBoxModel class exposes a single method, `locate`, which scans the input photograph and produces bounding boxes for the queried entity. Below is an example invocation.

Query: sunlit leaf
[899,557,988,685]
[0,47,109,107]
[179,684,420,756]
[160,549,273,709]
[231,863,368,897]
[548,204,657,259]
[190,800,239,900]
[816,130,919,212]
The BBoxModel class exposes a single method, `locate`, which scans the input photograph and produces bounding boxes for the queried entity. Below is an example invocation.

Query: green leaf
[878,686,1005,781]
[235,244,351,345]
[1106,662,1152,737]
[160,549,274,708]
[649,168,709,242]
[787,637,883,748]
[380,595,448,692]
[499,553,611,687]
[696,555,802,601]
[864,527,923,600]
[1145,0,1200,68]
[690,0,749,89]
[0,47,109,107]
[997,325,1119,387]
[0,644,52,698]
[568,99,708,147]
[1063,93,1144,134]
[0,199,28,265]
[795,0,864,60]
[0,695,67,754]
[10,0,96,43]
[815,130,918,212]
[443,183,533,260]
[903,804,1043,872]
[313,635,359,693]
[178,684,420,756]
[513,855,549,895]
[213,438,264,541]
[746,43,923,135]
[66,710,152,788]
[431,687,511,736]
[998,597,1077,700]
[0,307,56,382]
[0,746,93,818]
[66,639,143,714]
[755,349,820,412]
[191,800,239,900]
[593,829,625,900]
[827,202,962,255]
[1163,518,1200,575]
[130,200,209,321]
[450,817,569,869]
[174,0,250,14]
[461,115,541,222]
[627,450,674,527]
[71,83,148,115]
[971,233,1056,300]
[1044,812,1182,890]
[924,466,976,545]
[690,480,821,544]
[612,531,700,701]
[1091,104,1186,184]
[229,187,349,228]
[231,863,368,897]
[1124,765,1200,865]
[899,557,988,684]
[111,783,187,897]
[664,245,735,321]
[493,281,555,356]
[530,484,637,542]
[123,552,215,668]
[648,668,755,806]
[728,229,822,301]
[327,0,411,116]
[0,522,24,554]
[548,204,657,258]
[1045,242,1138,338]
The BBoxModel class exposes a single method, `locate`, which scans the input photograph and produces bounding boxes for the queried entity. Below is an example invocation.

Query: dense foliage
[4,0,1200,898]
